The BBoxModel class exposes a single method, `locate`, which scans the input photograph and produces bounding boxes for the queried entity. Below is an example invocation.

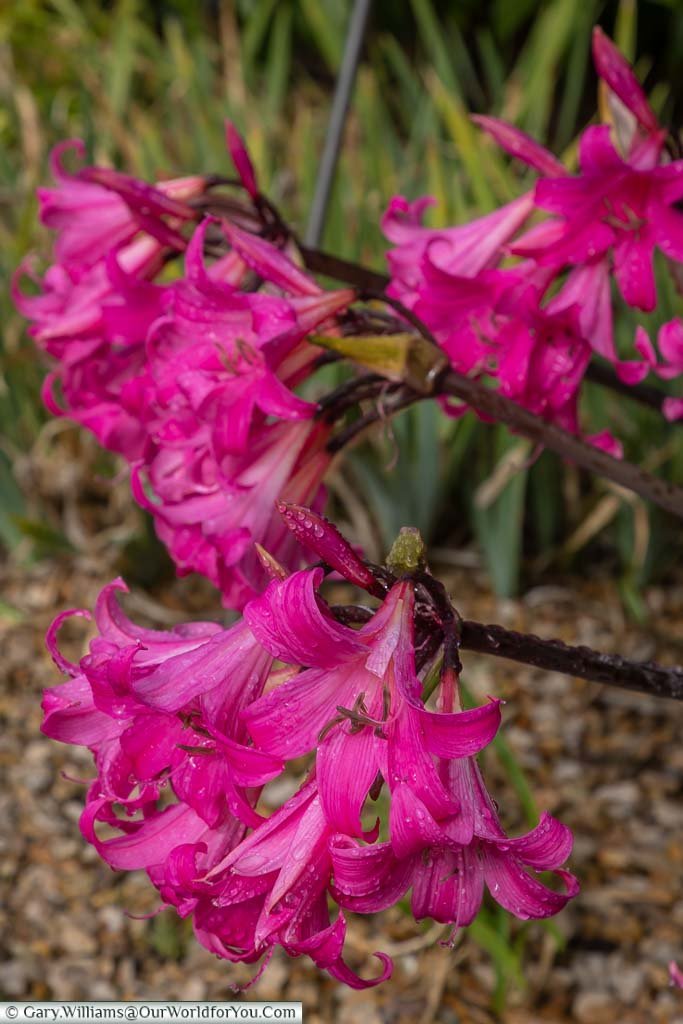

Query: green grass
[1,0,682,598]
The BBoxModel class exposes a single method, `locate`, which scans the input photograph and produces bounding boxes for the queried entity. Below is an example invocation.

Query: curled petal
[49,139,87,180]
[295,912,393,990]
[94,577,221,647]
[41,674,120,747]
[244,568,365,668]
[497,812,574,870]
[331,837,414,912]
[80,798,207,871]
[46,608,93,675]
[418,699,502,758]
[482,846,579,919]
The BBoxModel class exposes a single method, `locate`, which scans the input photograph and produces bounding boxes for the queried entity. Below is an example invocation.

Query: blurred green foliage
[1,0,682,597]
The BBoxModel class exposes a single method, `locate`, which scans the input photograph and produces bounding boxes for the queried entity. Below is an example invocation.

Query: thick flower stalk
[42,511,579,989]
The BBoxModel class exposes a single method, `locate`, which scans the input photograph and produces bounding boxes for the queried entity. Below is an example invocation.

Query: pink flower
[37,139,204,271]
[382,193,533,309]
[128,221,352,606]
[331,785,577,932]
[615,321,683,420]
[43,578,288,924]
[135,419,333,609]
[196,779,392,988]
[527,126,683,311]
[243,569,501,839]
[669,961,683,988]
[330,665,578,933]
[44,579,281,831]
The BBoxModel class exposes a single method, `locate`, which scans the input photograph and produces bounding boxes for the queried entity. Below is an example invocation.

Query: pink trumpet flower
[44,579,280,825]
[196,779,392,989]
[43,578,283,901]
[331,669,578,934]
[37,139,204,271]
[243,569,501,840]
[526,125,683,312]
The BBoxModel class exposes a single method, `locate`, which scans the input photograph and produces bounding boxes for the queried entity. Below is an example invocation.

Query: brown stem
[328,375,683,519]
[585,361,667,412]
[327,386,420,452]
[330,602,683,700]
[439,369,683,518]
[459,620,683,701]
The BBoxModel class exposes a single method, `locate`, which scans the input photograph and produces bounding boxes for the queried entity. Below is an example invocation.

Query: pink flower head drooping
[331,668,578,937]
[129,220,354,607]
[36,139,206,274]
[41,506,581,990]
[196,779,393,988]
[331,774,578,935]
[43,578,282,890]
[243,568,501,841]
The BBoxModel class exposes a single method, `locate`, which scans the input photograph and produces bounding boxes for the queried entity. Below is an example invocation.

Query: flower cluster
[382,28,683,454]
[15,128,354,608]
[43,508,578,989]
[15,32,683,614]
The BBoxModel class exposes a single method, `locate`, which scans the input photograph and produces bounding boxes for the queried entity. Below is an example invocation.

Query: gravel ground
[2,528,683,1022]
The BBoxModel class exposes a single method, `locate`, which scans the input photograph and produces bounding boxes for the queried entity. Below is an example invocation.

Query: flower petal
[81,799,207,871]
[225,122,259,199]
[411,845,484,926]
[330,836,414,911]
[472,116,565,177]
[244,568,365,668]
[389,784,449,858]
[294,912,393,990]
[497,811,574,870]
[482,845,579,919]
[613,233,656,311]
[318,726,378,836]
[418,699,502,758]
[242,662,364,759]
[592,27,659,134]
